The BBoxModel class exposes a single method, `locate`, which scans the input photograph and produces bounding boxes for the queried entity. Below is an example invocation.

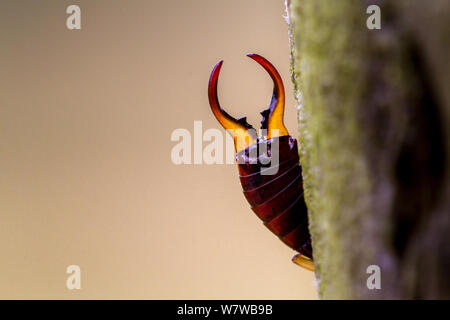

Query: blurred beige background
[0,0,316,299]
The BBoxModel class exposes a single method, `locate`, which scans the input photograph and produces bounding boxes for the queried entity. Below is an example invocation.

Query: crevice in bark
[391,41,447,260]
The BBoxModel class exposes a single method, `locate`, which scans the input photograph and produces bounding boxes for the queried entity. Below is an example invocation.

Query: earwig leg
[208,60,257,152]
[292,254,315,271]
[247,54,289,139]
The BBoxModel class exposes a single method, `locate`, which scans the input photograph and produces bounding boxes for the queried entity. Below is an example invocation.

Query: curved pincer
[208,60,257,152]
[247,54,288,139]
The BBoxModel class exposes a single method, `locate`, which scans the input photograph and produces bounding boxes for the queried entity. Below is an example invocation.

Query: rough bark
[286,0,450,299]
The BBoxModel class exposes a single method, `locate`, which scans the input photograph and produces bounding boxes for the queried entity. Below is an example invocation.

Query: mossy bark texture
[286,0,450,299]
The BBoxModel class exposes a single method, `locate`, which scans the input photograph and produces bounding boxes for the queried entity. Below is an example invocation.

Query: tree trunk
[286,0,450,299]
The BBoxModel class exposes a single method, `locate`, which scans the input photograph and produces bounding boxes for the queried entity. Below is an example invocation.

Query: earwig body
[208,54,314,271]
[236,136,313,259]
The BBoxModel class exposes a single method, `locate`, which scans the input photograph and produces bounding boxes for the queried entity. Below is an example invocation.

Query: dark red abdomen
[236,136,312,258]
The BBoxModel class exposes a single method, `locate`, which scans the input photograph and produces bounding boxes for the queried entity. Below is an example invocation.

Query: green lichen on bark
[286,0,450,299]
[287,0,372,299]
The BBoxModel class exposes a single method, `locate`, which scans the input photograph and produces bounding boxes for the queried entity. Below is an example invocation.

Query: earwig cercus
[207,53,314,272]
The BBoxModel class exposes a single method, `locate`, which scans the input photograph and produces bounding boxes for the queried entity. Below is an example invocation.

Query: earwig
[207,53,314,271]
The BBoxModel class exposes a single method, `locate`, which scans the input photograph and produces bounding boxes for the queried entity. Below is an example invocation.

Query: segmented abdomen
[236,136,312,258]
